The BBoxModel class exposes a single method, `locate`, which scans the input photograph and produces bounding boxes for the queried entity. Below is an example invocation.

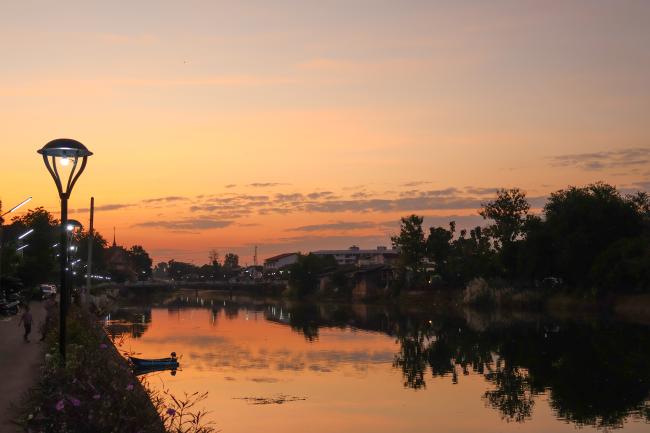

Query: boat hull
[129,356,179,368]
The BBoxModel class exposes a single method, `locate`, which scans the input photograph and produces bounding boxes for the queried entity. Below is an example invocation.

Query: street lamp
[38,139,92,364]
[65,219,83,304]
[66,219,83,233]
[0,197,32,296]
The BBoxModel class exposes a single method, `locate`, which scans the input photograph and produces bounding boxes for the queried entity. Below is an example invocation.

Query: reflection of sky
[119,307,648,433]
[126,308,396,376]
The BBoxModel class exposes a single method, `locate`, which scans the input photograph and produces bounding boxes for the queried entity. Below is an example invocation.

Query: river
[105,289,650,433]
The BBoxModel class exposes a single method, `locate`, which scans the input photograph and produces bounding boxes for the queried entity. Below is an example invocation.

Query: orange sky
[1,1,650,264]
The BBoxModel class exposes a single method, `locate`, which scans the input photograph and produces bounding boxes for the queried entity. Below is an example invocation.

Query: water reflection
[106,292,650,432]
[104,308,152,339]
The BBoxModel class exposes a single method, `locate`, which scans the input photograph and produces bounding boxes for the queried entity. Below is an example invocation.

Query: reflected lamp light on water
[37,139,93,199]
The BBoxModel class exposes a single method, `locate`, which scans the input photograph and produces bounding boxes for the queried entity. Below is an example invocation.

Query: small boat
[129,352,179,368]
[133,363,179,376]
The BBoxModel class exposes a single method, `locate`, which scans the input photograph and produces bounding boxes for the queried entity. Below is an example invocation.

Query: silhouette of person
[18,304,33,342]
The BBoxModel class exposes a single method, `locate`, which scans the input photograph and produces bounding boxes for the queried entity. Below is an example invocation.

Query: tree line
[152,251,241,281]
[0,206,153,289]
[391,182,650,293]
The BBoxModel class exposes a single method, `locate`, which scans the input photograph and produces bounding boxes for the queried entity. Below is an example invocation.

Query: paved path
[0,301,45,432]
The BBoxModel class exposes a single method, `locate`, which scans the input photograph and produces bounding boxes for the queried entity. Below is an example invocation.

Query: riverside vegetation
[284,182,650,302]
[16,305,216,433]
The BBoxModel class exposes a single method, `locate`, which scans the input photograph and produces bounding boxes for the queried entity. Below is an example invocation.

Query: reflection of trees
[110,293,650,430]
[389,314,650,429]
[483,364,534,422]
[393,329,428,389]
[287,304,321,341]
[104,308,152,339]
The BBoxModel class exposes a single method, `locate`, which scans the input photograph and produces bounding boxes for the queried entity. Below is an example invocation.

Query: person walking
[18,304,33,343]
[40,297,56,341]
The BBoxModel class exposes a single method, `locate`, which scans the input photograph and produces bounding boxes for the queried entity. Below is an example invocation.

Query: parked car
[0,298,19,315]
[40,284,57,299]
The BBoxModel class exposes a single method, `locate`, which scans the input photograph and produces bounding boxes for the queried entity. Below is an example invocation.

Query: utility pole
[85,197,94,300]
[254,245,258,267]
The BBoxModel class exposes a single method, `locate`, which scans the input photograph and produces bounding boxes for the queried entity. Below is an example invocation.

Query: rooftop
[264,252,299,263]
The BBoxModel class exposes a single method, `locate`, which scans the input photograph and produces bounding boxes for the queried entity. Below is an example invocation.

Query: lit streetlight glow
[18,229,34,240]
[2,196,32,217]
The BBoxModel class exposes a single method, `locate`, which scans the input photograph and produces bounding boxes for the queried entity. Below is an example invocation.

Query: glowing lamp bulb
[60,157,70,166]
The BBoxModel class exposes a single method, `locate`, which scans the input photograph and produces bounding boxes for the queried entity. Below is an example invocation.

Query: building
[105,230,137,282]
[352,265,394,299]
[312,246,398,267]
[264,252,300,271]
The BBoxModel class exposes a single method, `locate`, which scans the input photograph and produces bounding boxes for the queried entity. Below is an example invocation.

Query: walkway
[0,301,45,432]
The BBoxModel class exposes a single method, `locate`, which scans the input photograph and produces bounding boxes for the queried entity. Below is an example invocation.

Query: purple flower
[55,399,65,412]
[166,408,176,416]
[99,343,108,349]
[126,384,134,391]
[92,394,101,400]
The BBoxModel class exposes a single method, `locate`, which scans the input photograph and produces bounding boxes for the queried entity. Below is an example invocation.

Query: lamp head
[66,219,83,232]
[38,139,93,158]
[38,138,92,199]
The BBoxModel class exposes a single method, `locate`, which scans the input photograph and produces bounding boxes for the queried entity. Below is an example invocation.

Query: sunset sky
[1,1,649,265]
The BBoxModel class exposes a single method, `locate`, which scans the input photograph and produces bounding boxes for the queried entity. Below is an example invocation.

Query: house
[352,265,394,299]
[312,246,398,267]
[264,252,300,271]
[242,265,264,280]
[105,245,136,282]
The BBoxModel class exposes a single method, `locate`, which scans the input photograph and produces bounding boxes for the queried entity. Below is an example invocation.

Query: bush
[18,306,164,433]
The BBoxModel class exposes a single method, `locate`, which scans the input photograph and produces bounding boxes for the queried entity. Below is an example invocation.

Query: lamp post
[38,139,92,365]
[0,197,32,296]
[66,219,82,305]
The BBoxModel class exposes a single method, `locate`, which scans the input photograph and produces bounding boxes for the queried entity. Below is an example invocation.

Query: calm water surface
[106,291,650,433]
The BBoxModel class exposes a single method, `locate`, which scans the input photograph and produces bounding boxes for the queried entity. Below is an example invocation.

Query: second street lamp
[66,219,83,304]
[38,139,92,365]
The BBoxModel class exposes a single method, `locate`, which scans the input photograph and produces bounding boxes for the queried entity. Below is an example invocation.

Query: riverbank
[15,305,165,433]
[97,280,650,329]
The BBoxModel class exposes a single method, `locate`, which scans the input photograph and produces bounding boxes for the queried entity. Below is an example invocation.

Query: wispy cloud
[306,191,334,200]
[247,182,289,188]
[72,203,134,212]
[401,181,434,187]
[142,196,189,203]
[464,187,500,195]
[132,219,234,230]
[549,147,650,171]
[164,186,521,221]
[288,221,377,232]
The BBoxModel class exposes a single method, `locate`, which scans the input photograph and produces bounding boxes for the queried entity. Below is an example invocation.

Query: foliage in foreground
[17,306,215,433]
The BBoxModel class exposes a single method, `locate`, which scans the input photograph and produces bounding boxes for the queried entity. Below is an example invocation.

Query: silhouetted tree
[10,207,59,286]
[287,253,336,296]
[128,245,153,280]
[392,215,427,285]
[426,221,455,280]
[479,188,531,248]
[544,182,643,288]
